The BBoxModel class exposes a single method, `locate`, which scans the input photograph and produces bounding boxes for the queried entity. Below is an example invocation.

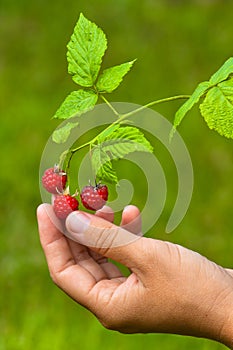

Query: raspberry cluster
[41,166,108,219]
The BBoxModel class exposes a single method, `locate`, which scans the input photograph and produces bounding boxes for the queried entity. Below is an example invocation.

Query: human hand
[37,204,233,347]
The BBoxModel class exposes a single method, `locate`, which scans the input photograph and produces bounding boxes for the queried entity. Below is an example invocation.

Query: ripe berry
[42,166,67,194]
[81,184,108,211]
[53,194,79,219]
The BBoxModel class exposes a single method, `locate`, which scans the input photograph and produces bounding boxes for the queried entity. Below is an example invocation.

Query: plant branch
[100,94,120,117]
[61,94,191,175]
[119,95,191,121]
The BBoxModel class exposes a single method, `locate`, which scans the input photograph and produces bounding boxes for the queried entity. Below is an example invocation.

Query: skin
[37,204,233,348]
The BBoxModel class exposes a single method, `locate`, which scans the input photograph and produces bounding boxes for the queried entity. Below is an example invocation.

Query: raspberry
[42,166,67,194]
[53,195,79,219]
[81,184,108,211]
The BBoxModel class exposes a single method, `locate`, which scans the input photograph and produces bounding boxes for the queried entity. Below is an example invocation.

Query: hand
[37,204,233,347]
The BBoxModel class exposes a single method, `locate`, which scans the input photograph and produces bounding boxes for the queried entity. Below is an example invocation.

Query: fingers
[37,204,97,307]
[120,205,142,235]
[89,205,142,277]
[65,210,146,272]
[95,205,114,222]
[38,204,123,284]
[92,206,125,278]
[96,205,142,235]
[67,240,110,281]
[90,205,114,262]
[69,205,114,266]
[37,203,73,269]
[89,205,114,261]
[37,204,127,311]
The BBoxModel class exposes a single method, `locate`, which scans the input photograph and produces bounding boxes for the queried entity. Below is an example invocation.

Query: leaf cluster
[52,14,154,184]
[52,13,136,144]
[51,13,233,186]
[172,57,233,139]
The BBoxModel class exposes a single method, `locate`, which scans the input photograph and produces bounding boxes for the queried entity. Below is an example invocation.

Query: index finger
[37,204,97,307]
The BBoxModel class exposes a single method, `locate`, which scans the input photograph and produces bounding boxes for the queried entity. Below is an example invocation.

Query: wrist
[196,269,233,347]
[217,293,233,348]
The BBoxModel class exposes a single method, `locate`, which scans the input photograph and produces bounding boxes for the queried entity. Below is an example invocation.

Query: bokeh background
[1,0,233,349]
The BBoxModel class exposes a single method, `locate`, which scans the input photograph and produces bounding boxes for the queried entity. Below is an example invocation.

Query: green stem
[70,140,93,154]
[100,95,120,117]
[59,150,69,169]
[61,141,92,174]
[62,94,190,174]
[119,95,191,121]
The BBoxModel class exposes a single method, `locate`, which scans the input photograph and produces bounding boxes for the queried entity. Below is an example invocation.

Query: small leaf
[98,126,153,155]
[95,157,118,184]
[172,81,210,131]
[171,57,233,139]
[53,89,98,119]
[91,148,118,184]
[52,122,79,144]
[199,83,233,139]
[97,161,118,184]
[96,60,136,93]
[92,126,153,184]
[209,57,233,85]
[97,124,120,144]
[218,76,233,104]
[67,13,107,87]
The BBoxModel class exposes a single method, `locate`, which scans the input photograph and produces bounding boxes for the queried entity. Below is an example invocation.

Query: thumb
[65,211,145,268]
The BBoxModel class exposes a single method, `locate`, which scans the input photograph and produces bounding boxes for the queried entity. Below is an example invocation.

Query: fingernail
[123,205,131,210]
[123,205,132,213]
[66,212,90,234]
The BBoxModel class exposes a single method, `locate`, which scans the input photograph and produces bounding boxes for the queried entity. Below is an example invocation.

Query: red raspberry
[81,184,108,211]
[42,166,67,194]
[53,195,79,219]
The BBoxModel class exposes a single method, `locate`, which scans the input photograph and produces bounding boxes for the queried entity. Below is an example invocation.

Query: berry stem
[70,140,93,155]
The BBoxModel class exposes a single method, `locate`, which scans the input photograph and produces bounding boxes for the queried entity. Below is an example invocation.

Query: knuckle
[97,303,131,332]
[99,313,126,331]
[92,225,119,250]
[135,237,154,264]
[48,266,68,287]
[49,270,59,286]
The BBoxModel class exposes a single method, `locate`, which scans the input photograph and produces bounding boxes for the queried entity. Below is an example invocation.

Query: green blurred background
[1,0,233,349]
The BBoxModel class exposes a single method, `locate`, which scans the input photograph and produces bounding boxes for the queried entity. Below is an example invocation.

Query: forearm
[183,268,233,347]
[215,296,233,348]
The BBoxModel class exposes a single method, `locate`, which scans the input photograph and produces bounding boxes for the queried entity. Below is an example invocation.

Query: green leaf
[96,60,136,93]
[218,77,233,104]
[209,57,233,85]
[97,124,120,143]
[199,82,233,139]
[97,126,153,156]
[52,122,79,144]
[92,149,118,184]
[53,89,98,119]
[171,57,233,139]
[96,161,118,184]
[91,126,153,184]
[172,81,210,131]
[67,13,107,87]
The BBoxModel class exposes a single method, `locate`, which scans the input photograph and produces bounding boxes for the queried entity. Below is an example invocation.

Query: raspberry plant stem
[100,95,120,117]
[119,95,191,120]
[93,94,191,143]
[61,94,191,177]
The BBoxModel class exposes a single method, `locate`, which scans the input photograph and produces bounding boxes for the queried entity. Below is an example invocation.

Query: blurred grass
[0,0,233,349]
